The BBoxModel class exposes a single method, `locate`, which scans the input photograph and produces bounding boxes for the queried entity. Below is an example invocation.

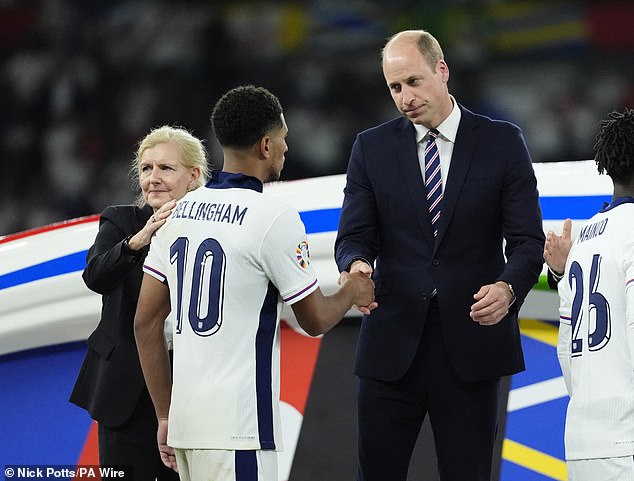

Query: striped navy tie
[424,128,442,237]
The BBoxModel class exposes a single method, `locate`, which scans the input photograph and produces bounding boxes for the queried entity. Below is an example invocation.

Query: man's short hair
[211,85,284,149]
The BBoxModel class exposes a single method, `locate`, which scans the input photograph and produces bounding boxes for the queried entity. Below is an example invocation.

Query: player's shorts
[567,455,634,481]
[174,448,278,481]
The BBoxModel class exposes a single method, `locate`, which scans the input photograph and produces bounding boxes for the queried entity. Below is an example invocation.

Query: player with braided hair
[595,108,634,182]
[557,108,634,481]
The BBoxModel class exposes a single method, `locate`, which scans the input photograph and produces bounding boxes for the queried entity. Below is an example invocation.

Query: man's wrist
[498,281,516,307]
[346,257,371,272]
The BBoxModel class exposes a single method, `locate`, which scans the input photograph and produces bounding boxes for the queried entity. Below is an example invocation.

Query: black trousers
[98,388,179,481]
[357,300,501,481]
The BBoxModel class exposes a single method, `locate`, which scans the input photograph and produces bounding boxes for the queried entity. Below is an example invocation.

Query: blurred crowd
[1,0,632,235]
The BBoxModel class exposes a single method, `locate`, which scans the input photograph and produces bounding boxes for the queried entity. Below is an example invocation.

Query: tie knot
[428,128,439,139]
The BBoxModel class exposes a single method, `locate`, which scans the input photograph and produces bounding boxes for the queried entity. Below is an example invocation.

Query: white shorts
[567,455,634,481]
[174,448,278,481]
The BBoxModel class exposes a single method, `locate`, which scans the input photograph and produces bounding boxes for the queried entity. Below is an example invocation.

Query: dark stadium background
[1,1,632,236]
[1,2,632,480]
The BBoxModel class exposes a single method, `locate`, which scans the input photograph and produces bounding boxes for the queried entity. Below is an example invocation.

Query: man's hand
[157,417,178,472]
[470,282,512,326]
[338,259,373,280]
[544,218,572,275]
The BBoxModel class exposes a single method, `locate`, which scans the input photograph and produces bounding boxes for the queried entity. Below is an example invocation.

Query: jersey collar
[205,171,264,192]
[599,195,634,212]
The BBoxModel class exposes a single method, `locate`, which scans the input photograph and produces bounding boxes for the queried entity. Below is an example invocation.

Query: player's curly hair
[594,108,634,184]
[211,85,283,149]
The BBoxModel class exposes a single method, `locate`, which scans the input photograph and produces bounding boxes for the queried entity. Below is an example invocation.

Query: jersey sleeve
[558,267,573,395]
[142,229,168,283]
[260,207,318,306]
[625,226,634,374]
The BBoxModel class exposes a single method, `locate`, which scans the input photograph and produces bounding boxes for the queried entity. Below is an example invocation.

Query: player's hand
[470,282,511,326]
[157,417,178,472]
[544,218,572,275]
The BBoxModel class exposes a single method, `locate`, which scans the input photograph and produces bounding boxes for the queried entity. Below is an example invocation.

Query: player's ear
[258,134,271,159]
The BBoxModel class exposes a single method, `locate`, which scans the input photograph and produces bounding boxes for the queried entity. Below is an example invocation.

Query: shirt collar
[414,95,461,144]
[205,171,264,192]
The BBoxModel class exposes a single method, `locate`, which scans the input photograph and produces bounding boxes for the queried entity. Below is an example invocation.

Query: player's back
[559,197,634,459]
[144,172,318,450]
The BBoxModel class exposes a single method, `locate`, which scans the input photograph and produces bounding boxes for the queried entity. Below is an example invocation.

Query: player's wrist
[548,266,564,281]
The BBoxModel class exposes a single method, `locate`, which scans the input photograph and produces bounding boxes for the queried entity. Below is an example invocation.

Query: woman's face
[139,142,199,210]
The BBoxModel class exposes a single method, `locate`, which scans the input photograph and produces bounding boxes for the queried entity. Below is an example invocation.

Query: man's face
[383,42,450,128]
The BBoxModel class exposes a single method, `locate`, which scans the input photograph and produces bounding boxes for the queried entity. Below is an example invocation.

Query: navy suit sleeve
[497,125,545,305]
[335,134,380,272]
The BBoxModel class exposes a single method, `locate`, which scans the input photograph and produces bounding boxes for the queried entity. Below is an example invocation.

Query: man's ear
[438,59,449,83]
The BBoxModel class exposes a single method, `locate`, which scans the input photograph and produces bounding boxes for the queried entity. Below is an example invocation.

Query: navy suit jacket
[335,106,545,383]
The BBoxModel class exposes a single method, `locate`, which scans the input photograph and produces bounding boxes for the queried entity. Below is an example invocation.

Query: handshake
[338,260,378,316]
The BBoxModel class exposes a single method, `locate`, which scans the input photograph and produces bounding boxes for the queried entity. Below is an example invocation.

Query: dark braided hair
[211,85,283,149]
[594,108,634,184]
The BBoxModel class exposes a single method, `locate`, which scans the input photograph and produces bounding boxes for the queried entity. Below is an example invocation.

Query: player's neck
[613,176,634,199]
[222,156,265,183]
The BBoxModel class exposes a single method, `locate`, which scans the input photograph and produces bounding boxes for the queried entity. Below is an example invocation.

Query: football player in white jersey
[557,108,634,481]
[134,85,377,481]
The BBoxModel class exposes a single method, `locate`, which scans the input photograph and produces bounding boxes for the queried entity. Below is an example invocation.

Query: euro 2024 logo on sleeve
[296,240,310,269]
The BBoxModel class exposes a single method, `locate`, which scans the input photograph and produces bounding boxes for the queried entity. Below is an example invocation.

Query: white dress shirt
[414,96,462,189]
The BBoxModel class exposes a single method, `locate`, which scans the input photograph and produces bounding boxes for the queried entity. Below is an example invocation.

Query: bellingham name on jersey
[171,199,247,225]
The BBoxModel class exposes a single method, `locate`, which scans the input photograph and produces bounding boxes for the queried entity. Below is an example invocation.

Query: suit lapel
[433,108,479,251]
[394,118,435,249]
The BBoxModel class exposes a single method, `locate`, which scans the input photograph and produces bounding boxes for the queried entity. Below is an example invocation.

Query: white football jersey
[557,196,634,460]
[143,172,318,451]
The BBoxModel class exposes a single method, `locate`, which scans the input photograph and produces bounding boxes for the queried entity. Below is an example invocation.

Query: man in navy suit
[335,30,545,481]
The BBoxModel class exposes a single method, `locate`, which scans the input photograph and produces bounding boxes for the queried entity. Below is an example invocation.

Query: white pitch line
[507,376,569,412]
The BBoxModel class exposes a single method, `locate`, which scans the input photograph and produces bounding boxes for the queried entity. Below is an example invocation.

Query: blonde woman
[70,126,209,479]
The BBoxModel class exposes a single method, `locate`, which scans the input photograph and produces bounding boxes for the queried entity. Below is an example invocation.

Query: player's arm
[133,273,177,469]
[625,242,634,373]
[557,276,573,395]
[135,273,172,415]
[291,271,377,337]
[557,321,572,395]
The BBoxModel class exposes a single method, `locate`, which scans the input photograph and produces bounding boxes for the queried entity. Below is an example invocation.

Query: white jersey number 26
[568,253,611,356]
